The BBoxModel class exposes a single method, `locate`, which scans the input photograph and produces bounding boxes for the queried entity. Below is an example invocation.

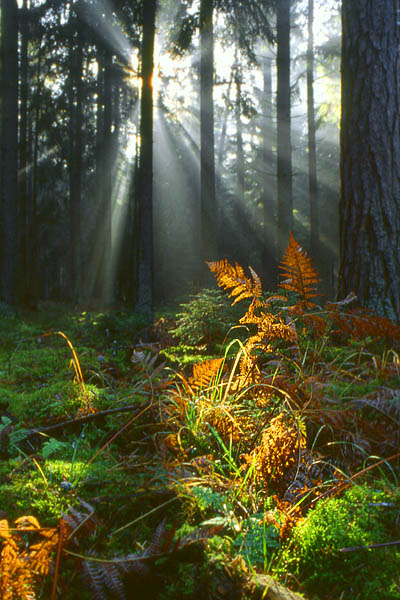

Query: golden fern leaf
[278,233,321,304]
[243,413,307,494]
[188,358,224,393]
[207,259,262,305]
[0,516,61,600]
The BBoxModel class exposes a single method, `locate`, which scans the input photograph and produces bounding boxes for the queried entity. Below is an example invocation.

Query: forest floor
[1,264,400,599]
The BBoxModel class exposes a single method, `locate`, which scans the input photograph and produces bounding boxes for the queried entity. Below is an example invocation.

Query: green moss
[277,483,400,599]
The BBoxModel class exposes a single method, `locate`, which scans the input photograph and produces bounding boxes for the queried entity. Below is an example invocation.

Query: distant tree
[199,0,217,271]
[276,0,293,259]
[68,1,84,303]
[0,0,19,304]
[338,0,400,321]
[172,0,274,281]
[234,59,244,209]
[261,49,277,289]
[135,0,157,319]
[18,0,30,303]
[307,0,319,259]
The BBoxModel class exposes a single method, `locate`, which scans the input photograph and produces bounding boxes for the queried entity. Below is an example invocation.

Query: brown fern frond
[278,232,321,306]
[80,518,222,600]
[328,305,400,344]
[238,311,297,380]
[207,259,262,305]
[242,413,307,496]
[205,402,256,445]
[355,388,400,424]
[0,516,62,600]
[188,358,224,394]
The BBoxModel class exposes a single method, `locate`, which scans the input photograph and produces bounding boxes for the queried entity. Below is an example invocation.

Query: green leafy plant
[233,513,280,570]
[171,289,243,347]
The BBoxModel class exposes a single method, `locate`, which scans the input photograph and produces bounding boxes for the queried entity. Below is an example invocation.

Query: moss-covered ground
[1,292,400,599]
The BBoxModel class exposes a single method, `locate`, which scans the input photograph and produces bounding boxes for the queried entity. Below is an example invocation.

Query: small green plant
[233,513,280,570]
[171,289,243,347]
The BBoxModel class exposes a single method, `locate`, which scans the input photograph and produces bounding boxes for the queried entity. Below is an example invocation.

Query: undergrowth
[1,235,400,598]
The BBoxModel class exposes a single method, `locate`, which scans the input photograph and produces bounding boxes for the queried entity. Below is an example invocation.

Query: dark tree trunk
[101,50,113,304]
[338,0,400,321]
[18,0,29,302]
[235,63,244,206]
[29,38,42,308]
[261,51,277,289]
[84,49,104,304]
[307,0,319,260]
[68,7,83,304]
[0,0,19,304]
[200,0,217,271]
[135,0,156,319]
[276,0,293,260]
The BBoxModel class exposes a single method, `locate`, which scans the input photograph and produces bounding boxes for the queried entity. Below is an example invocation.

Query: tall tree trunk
[217,67,233,170]
[19,0,29,302]
[101,50,113,304]
[307,0,319,260]
[276,0,293,260]
[261,51,277,289]
[68,6,83,304]
[0,0,19,304]
[135,0,156,319]
[235,62,244,206]
[338,0,400,321]
[29,38,43,307]
[200,0,217,272]
[84,48,104,304]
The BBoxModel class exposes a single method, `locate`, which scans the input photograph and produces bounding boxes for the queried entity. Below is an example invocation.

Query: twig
[340,540,400,553]
[20,403,151,440]
[51,520,64,600]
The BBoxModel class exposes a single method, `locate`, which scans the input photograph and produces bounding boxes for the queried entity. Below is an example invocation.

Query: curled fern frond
[278,233,321,306]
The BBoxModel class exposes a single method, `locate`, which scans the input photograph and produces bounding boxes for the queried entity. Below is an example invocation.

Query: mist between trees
[1,0,399,323]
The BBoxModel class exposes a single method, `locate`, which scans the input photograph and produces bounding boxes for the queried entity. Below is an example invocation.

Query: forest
[1,0,400,598]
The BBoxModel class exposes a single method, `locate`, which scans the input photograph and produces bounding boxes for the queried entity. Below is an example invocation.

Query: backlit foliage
[243,413,306,494]
[207,258,297,380]
[187,357,224,393]
[328,303,400,344]
[0,515,65,600]
[207,259,262,305]
[278,232,321,307]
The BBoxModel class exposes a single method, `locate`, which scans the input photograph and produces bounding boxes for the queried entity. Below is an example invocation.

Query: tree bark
[261,50,277,289]
[101,50,113,304]
[18,0,29,303]
[307,0,319,260]
[338,0,400,321]
[29,37,43,308]
[276,0,293,260]
[135,0,157,319]
[235,62,244,207]
[0,0,19,304]
[68,4,83,304]
[200,0,217,272]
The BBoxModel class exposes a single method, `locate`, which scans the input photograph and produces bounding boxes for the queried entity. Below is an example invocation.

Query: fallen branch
[20,403,150,440]
[340,539,400,553]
